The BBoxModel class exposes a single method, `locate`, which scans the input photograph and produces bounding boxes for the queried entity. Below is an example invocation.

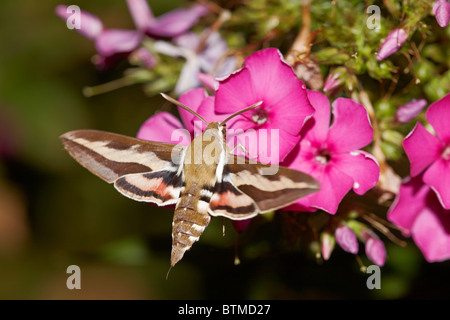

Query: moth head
[203,122,224,142]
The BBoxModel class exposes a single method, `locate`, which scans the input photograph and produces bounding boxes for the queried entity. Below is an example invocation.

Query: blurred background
[0,0,449,299]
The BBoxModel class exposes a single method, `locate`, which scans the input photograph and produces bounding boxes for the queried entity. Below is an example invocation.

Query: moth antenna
[160,93,208,126]
[219,101,263,125]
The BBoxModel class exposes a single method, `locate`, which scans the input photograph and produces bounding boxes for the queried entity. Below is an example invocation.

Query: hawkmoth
[60,94,319,267]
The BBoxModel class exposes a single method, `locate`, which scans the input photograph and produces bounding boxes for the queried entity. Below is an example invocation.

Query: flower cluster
[56,0,450,271]
[137,47,382,264]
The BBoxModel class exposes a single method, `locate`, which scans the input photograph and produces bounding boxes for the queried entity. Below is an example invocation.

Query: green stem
[83,77,135,97]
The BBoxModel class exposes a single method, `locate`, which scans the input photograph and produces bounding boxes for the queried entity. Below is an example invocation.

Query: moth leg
[222,217,226,236]
[229,143,262,160]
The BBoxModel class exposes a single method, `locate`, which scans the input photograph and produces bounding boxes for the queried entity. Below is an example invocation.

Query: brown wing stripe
[236,184,317,212]
[211,204,256,214]
[61,138,152,182]
[214,181,242,195]
[115,170,184,203]
[143,171,184,189]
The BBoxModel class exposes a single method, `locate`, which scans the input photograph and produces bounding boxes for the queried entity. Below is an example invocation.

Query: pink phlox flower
[376,28,408,61]
[211,48,314,163]
[56,5,144,69]
[433,0,450,28]
[388,174,450,262]
[282,91,380,214]
[56,1,207,69]
[403,93,450,209]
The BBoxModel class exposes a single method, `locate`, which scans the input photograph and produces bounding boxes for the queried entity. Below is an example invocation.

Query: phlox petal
[290,160,354,214]
[215,67,255,114]
[126,0,155,31]
[412,198,450,262]
[95,29,142,57]
[145,4,208,37]
[423,157,450,210]
[426,93,450,143]
[178,88,209,134]
[55,5,103,40]
[403,122,442,177]
[332,150,380,195]
[387,175,430,235]
[327,98,374,153]
[303,91,331,143]
[137,111,190,145]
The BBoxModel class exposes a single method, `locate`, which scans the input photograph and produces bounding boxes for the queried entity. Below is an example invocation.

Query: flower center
[252,108,268,125]
[442,144,450,161]
[315,148,331,164]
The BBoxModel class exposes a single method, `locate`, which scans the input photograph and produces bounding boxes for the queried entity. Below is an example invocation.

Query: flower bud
[365,237,386,266]
[360,229,386,266]
[129,47,156,69]
[433,0,450,28]
[395,99,427,123]
[376,28,408,61]
[335,225,359,254]
[323,68,345,93]
[321,231,336,260]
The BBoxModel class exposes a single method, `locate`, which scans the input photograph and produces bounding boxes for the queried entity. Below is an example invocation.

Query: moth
[60,94,319,267]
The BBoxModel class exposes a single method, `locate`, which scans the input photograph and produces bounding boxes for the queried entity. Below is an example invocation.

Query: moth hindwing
[61,106,319,267]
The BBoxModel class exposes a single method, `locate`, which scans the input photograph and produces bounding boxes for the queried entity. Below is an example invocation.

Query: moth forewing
[225,158,320,213]
[60,130,184,183]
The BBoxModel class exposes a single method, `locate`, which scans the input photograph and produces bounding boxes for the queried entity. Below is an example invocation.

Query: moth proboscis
[60,94,320,268]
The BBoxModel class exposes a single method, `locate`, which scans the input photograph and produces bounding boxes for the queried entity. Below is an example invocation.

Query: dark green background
[0,0,449,299]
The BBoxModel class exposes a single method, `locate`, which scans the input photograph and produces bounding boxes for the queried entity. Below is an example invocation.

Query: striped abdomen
[171,183,212,266]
